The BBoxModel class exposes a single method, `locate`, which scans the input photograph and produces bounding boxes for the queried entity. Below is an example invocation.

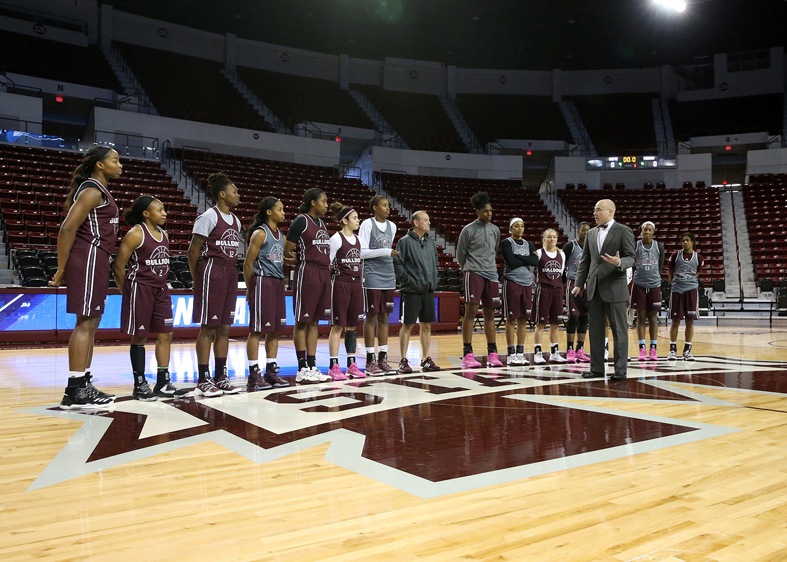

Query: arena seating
[176,150,458,257]
[743,173,787,283]
[0,143,198,286]
[568,94,657,155]
[0,31,122,92]
[669,94,784,140]
[379,173,566,272]
[355,86,466,153]
[558,186,724,283]
[236,67,375,131]
[454,94,573,145]
[116,43,274,132]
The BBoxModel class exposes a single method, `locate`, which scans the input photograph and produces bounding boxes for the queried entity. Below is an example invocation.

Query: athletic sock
[650,340,658,349]
[347,356,356,367]
[683,342,692,353]
[463,343,473,356]
[670,342,677,352]
[68,371,85,387]
[576,341,585,351]
[516,344,524,355]
[487,342,497,354]
[214,357,227,379]
[307,355,316,368]
[507,345,515,356]
[297,350,307,370]
[550,343,558,354]
[378,345,388,361]
[130,344,146,386]
[534,344,542,354]
[567,341,574,351]
[247,359,259,372]
[330,357,339,368]
[197,364,210,384]
[156,367,170,386]
[638,339,646,349]
[366,352,376,362]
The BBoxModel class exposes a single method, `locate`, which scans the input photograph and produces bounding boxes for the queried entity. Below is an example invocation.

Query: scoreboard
[585,156,678,171]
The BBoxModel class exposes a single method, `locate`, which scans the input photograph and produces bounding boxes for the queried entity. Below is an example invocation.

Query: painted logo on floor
[23,356,787,498]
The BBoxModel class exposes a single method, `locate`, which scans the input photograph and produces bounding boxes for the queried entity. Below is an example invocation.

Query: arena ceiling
[104,0,786,71]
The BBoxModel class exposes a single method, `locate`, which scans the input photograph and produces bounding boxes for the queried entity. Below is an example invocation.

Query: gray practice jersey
[361,218,395,289]
[632,240,662,289]
[670,251,700,294]
[251,225,285,279]
[564,239,584,281]
[502,238,534,286]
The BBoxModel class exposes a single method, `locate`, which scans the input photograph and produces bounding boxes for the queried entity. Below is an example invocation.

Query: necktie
[598,223,609,230]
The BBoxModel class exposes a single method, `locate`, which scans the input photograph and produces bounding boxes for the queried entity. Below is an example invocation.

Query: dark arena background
[1,1,787,560]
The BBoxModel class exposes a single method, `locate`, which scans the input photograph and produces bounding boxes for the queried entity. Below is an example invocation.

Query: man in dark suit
[572,199,636,381]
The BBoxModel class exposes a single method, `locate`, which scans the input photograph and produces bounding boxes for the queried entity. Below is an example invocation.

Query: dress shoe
[581,371,604,379]
[610,373,627,381]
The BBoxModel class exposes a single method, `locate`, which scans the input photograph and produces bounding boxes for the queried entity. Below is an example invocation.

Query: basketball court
[2,323,787,561]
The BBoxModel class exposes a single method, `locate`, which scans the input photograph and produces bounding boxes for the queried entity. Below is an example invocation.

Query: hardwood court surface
[1,323,787,561]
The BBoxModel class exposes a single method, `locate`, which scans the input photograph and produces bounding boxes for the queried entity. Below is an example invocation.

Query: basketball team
[49,148,703,408]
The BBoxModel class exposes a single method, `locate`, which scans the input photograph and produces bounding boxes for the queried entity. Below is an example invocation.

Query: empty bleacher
[116,43,274,132]
[236,67,374,131]
[454,94,573,145]
[743,173,787,284]
[0,31,122,92]
[355,86,466,153]
[558,185,724,283]
[569,94,657,155]
[669,94,784,140]
[380,173,566,272]
[0,143,198,286]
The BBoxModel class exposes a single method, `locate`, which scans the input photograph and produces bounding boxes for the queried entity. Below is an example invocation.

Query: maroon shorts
[65,244,111,318]
[293,263,331,323]
[463,271,501,308]
[502,279,533,320]
[193,259,238,326]
[534,284,564,325]
[565,279,588,317]
[669,289,698,320]
[364,288,395,315]
[331,278,365,327]
[248,275,286,333]
[121,281,173,337]
[630,283,662,313]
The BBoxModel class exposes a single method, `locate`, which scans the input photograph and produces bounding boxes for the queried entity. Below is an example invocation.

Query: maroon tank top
[296,214,330,267]
[200,207,241,265]
[537,249,564,288]
[332,232,362,281]
[127,224,170,287]
[71,178,119,255]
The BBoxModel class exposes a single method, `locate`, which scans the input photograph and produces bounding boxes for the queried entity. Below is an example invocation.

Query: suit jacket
[574,221,636,302]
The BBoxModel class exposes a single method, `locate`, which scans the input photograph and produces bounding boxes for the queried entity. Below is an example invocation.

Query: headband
[509,217,524,228]
[641,221,656,231]
[139,195,156,211]
[341,208,356,223]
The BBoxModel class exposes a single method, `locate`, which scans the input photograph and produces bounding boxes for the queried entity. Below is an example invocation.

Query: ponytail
[64,146,112,212]
[245,196,279,246]
[329,201,354,224]
[124,195,157,227]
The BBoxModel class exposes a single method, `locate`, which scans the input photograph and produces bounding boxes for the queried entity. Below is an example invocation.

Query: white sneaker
[310,366,332,382]
[550,352,567,363]
[296,367,321,384]
[533,352,546,365]
[667,350,678,361]
[507,353,524,366]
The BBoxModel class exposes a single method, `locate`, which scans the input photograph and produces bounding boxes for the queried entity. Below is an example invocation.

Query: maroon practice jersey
[536,248,565,288]
[296,214,330,267]
[70,178,119,255]
[126,224,169,287]
[198,207,241,264]
[331,232,362,280]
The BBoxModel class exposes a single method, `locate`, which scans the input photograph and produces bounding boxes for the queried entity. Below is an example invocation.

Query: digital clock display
[585,156,677,171]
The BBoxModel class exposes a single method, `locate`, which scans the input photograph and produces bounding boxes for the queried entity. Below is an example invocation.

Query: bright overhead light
[654,0,687,12]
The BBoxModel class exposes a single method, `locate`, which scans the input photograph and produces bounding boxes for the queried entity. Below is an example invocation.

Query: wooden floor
[2,322,787,561]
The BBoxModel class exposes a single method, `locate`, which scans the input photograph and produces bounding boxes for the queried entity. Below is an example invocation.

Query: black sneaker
[60,383,115,409]
[153,382,190,397]
[85,373,115,400]
[247,370,273,391]
[132,384,158,402]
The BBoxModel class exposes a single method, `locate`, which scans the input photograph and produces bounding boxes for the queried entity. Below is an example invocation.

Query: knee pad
[344,329,357,354]
[565,315,578,334]
[577,316,588,334]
